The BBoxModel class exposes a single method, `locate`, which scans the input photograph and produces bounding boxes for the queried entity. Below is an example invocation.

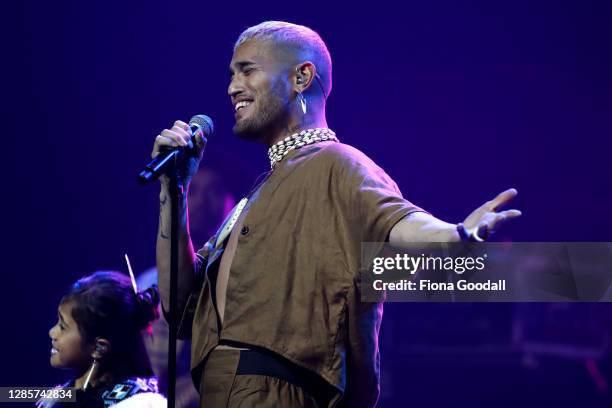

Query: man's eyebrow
[229,61,256,74]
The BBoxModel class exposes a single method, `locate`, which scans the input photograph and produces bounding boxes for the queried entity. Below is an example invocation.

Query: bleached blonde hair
[234,21,332,99]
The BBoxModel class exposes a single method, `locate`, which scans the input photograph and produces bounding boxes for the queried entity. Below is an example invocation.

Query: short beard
[233,82,290,143]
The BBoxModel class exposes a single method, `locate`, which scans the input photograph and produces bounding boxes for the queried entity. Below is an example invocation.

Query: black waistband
[236,347,337,407]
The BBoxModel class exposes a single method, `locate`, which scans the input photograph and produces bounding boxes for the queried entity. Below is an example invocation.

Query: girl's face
[48,301,92,370]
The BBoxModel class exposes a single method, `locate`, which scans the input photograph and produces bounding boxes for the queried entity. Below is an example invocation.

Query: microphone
[138,114,214,185]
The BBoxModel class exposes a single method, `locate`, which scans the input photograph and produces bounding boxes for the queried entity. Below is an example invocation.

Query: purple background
[5,0,612,406]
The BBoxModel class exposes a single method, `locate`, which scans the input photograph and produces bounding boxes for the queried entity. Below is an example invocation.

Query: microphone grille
[189,114,214,137]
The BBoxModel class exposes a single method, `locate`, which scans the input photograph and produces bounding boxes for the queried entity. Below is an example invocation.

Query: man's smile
[235,101,252,111]
[234,99,253,119]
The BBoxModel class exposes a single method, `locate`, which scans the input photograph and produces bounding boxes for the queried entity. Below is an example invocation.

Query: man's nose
[228,77,243,97]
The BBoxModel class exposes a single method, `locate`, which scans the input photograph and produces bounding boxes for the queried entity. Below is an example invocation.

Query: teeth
[235,101,251,111]
[51,348,58,354]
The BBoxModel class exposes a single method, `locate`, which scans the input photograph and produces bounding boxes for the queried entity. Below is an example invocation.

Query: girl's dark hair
[61,271,160,379]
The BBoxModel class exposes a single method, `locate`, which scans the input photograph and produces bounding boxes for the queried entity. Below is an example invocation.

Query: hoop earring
[299,92,307,115]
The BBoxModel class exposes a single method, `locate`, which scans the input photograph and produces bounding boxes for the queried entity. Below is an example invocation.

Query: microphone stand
[140,164,181,408]
[139,120,211,408]
[167,174,181,408]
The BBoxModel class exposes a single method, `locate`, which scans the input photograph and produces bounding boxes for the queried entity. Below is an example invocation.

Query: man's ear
[92,338,111,360]
[294,61,316,93]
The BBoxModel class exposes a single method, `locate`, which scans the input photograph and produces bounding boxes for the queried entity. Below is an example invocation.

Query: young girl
[39,271,167,407]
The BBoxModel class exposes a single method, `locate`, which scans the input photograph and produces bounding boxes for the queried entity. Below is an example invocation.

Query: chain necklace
[267,128,338,169]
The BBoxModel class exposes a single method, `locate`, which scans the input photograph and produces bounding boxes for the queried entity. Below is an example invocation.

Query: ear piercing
[299,92,307,115]
[83,359,98,390]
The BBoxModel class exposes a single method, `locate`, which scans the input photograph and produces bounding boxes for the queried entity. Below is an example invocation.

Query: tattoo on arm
[159,195,169,240]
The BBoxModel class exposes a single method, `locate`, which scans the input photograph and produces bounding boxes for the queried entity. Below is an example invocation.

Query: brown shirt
[177,142,424,407]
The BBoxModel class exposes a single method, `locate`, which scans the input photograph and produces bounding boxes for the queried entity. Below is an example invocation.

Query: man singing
[152,21,520,407]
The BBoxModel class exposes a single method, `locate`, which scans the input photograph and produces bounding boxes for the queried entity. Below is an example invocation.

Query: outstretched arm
[389,188,521,246]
